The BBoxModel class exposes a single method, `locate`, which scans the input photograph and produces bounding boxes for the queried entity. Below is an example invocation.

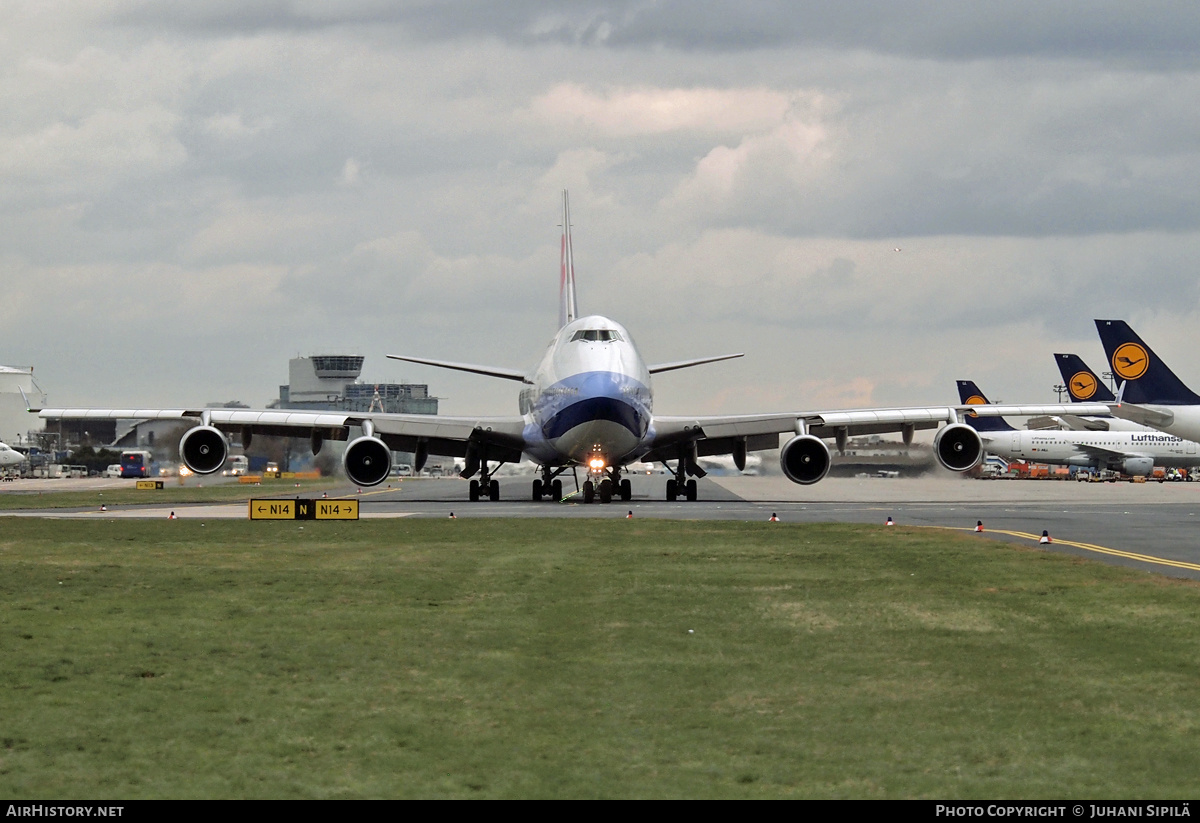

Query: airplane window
[571,330,624,342]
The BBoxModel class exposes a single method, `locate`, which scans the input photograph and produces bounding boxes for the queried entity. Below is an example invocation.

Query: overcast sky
[4,1,1200,420]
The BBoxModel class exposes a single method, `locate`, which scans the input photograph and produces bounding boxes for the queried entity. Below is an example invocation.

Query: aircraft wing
[1071,442,1143,461]
[34,407,528,463]
[645,402,1112,460]
[1109,401,1175,429]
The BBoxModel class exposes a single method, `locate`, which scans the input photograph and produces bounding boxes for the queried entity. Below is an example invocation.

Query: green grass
[0,478,334,510]
[1,519,1198,798]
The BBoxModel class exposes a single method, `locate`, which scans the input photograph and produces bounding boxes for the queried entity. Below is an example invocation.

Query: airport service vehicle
[957,380,1199,477]
[119,450,153,478]
[30,193,1108,503]
[222,455,248,476]
[105,464,122,478]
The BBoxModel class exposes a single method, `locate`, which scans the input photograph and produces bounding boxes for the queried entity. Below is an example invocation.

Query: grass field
[0,478,335,510]
[1,518,1198,798]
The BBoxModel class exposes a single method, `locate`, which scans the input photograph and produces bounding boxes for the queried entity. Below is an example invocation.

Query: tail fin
[1053,353,1116,402]
[559,190,578,329]
[1094,320,1200,405]
[957,380,1016,432]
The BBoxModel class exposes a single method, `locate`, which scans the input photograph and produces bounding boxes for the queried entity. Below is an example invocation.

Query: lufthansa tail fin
[1094,320,1200,405]
[559,190,578,329]
[1053,353,1116,402]
[956,380,1016,432]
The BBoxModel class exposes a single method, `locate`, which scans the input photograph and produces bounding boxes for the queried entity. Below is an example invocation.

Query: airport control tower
[277,355,438,415]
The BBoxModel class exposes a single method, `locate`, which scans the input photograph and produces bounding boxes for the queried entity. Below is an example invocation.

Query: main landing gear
[665,452,702,501]
[468,459,506,502]
[532,466,567,501]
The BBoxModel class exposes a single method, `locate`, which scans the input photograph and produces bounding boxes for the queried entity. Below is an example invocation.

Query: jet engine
[343,436,392,487]
[933,423,983,472]
[1121,456,1154,477]
[780,435,831,485]
[179,425,229,475]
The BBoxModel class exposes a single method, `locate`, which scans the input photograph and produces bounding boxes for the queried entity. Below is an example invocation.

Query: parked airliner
[1050,353,1147,432]
[0,441,26,470]
[958,380,1199,476]
[1095,320,1200,444]
[30,193,1108,503]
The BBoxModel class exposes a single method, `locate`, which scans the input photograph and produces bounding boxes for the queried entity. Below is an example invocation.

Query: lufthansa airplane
[31,193,1110,503]
[1049,352,1146,432]
[957,380,1198,476]
[1095,320,1200,443]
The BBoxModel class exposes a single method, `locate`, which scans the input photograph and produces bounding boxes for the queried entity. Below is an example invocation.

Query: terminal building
[276,355,438,415]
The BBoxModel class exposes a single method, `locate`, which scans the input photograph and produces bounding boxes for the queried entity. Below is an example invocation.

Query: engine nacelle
[343,436,392,487]
[179,425,229,475]
[1121,456,1154,477]
[780,434,831,485]
[934,423,983,472]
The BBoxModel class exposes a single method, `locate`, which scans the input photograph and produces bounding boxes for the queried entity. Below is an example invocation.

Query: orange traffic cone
[168,511,176,520]
[448,512,456,519]
[1040,529,1052,544]
[974,520,984,533]
[769,513,779,522]
[626,510,633,519]
[886,516,894,526]
[100,504,107,512]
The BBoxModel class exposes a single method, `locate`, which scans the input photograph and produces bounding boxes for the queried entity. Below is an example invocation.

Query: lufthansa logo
[1069,371,1097,400]
[1112,342,1148,380]
[965,394,986,417]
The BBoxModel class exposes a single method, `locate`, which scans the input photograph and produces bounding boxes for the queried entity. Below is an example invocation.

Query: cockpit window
[571,329,623,342]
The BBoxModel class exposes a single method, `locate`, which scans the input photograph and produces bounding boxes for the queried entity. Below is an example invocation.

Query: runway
[8,473,1200,580]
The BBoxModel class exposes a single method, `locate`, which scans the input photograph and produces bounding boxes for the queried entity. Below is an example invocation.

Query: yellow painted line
[940,526,1200,573]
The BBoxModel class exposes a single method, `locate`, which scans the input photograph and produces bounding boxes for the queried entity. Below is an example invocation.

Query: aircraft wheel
[686,479,698,501]
[489,480,500,502]
[666,478,676,501]
[583,480,595,503]
[532,479,543,500]
[620,478,632,501]
[599,479,612,504]
[469,479,480,502]
[551,479,563,501]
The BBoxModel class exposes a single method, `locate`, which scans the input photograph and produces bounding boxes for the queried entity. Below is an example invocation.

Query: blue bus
[120,450,153,478]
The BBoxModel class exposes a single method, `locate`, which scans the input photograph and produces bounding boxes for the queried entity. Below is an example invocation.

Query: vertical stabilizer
[1095,320,1200,405]
[956,380,1016,432]
[559,190,578,329]
[1053,353,1116,402]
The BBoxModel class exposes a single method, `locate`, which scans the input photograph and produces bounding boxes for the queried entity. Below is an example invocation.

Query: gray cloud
[4,2,1200,421]
[109,1,1200,65]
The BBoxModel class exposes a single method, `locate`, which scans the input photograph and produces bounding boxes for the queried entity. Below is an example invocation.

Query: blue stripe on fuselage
[536,371,650,441]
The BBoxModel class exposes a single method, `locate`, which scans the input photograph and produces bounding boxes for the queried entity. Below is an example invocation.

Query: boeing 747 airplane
[31,193,1110,503]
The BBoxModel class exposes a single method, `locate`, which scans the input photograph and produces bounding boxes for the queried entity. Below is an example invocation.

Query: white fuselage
[980,429,1200,471]
[0,443,25,468]
[518,315,654,470]
[1111,404,1200,445]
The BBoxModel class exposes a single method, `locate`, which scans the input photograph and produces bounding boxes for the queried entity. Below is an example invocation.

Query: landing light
[589,457,606,470]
